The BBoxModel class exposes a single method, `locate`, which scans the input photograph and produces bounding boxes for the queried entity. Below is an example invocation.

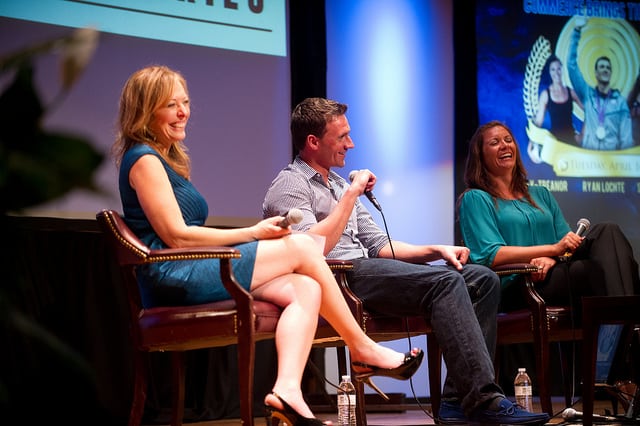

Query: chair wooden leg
[129,351,148,426]
[237,321,257,426]
[539,352,554,416]
[493,346,502,384]
[170,351,185,426]
[347,348,368,426]
[427,333,442,419]
[353,377,368,426]
[336,346,348,378]
[535,345,554,416]
[558,342,575,409]
[530,312,553,416]
[581,298,603,426]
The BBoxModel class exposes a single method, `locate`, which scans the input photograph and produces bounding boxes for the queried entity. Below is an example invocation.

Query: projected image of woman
[534,55,583,145]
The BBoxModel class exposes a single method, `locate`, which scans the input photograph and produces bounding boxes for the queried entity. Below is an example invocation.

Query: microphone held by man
[348,169,382,211]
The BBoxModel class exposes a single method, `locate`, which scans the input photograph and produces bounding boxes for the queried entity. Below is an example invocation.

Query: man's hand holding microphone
[348,169,382,211]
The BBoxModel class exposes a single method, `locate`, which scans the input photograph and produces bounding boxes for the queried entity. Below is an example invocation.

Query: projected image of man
[568,17,633,151]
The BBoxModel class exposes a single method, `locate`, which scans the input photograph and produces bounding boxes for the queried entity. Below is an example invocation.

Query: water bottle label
[338,394,356,404]
[514,386,532,397]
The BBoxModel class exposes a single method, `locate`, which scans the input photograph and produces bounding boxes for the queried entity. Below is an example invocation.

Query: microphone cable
[372,201,436,421]
[557,260,580,420]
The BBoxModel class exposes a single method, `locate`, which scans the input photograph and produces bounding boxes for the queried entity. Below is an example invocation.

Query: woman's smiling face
[481,125,516,176]
[149,81,190,147]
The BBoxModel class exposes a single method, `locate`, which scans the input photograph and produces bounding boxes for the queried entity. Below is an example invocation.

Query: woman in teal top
[459,186,571,293]
[112,65,423,425]
[457,121,639,314]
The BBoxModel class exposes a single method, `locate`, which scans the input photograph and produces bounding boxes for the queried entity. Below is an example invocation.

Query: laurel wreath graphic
[523,36,552,120]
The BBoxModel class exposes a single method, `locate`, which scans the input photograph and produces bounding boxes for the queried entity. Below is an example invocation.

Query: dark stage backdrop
[474,0,640,257]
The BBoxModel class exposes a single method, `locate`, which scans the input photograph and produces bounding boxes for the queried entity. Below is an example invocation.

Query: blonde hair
[112,65,191,179]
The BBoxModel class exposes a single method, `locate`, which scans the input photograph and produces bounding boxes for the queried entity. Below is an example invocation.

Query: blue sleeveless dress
[119,144,257,308]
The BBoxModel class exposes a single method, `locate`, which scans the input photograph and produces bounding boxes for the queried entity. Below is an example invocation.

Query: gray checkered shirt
[262,156,389,260]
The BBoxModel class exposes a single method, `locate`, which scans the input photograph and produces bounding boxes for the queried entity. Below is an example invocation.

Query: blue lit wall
[325,0,454,398]
[326,1,454,245]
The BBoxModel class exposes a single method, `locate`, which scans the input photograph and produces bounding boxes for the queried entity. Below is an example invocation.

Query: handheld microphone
[575,217,591,237]
[277,208,303,228]
[561,407,617,422]
[348,170,382,211]
[562,218,591,258]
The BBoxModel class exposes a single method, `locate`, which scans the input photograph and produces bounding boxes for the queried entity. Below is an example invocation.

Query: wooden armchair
[96,209,287,426]
[326,259,442,426]
[493,263,580,416]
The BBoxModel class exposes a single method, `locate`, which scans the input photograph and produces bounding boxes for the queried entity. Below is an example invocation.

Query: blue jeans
[349,258,503,415]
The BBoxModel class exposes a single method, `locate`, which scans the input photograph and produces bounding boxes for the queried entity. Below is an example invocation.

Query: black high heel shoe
[264,392,329,426]
[351,348,424,400]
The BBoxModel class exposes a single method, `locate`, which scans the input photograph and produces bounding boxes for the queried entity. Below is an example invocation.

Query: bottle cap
[342,375,351,380]
[518,367,526,373]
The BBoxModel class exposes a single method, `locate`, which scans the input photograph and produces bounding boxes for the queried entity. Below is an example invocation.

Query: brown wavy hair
[112,65,191,179]
[460,120,538,209]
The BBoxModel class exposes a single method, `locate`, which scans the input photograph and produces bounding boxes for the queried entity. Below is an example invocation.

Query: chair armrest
[492,263,538,276]
[326,259,364,324]
[326,258,354,271]
[97,208,249,303]
[145,246,241,264]
[492,263,545,313]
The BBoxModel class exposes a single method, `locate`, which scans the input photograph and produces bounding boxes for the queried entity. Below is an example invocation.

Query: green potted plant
[0,27,103,214]
[0,27,109,422]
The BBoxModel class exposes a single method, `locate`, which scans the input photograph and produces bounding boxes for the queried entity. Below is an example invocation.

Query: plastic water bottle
[514,367,533,411]
[337,375,356,426]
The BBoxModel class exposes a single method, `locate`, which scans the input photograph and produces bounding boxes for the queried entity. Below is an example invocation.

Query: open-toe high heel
[350,348,424,399]
[351,348,424,381]
[264,392,329,426]
[356,376,391,401]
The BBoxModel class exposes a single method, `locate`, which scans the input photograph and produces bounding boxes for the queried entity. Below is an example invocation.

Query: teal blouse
[458,186,571,288]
